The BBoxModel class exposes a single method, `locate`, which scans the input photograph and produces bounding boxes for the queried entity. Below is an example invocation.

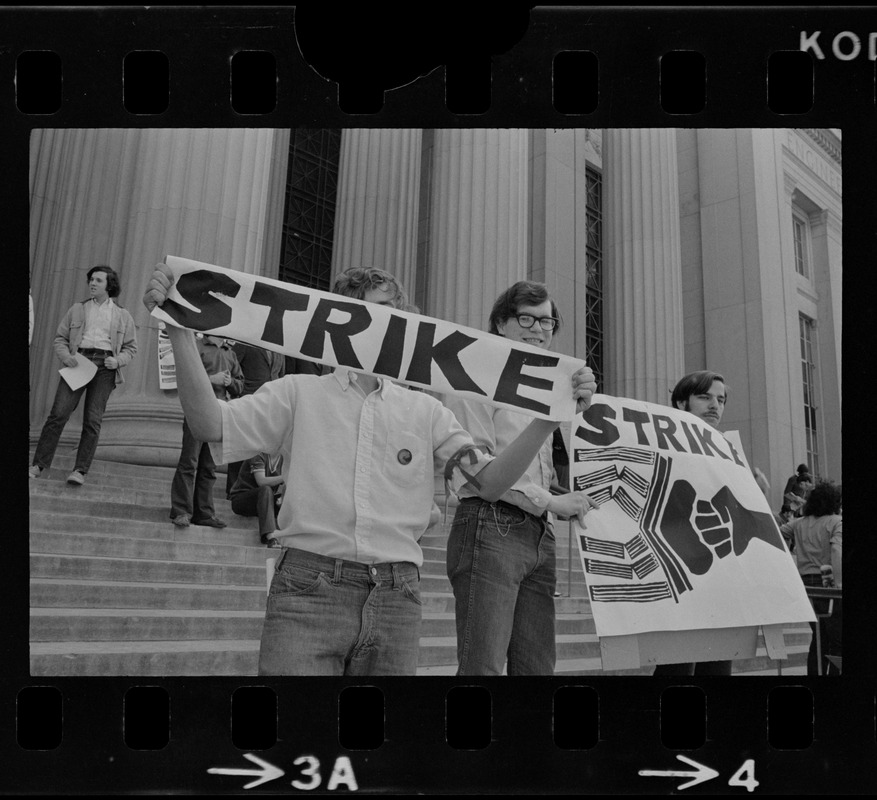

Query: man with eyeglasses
[443,281,599,676]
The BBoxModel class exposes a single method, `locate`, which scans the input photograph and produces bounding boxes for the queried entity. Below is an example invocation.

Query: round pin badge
[397,449,413,465]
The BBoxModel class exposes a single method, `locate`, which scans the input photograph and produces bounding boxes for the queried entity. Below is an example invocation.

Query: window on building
[585,165,604,392]
[799,313,820,478]
[279,129,342,291]
[792,210,810,279]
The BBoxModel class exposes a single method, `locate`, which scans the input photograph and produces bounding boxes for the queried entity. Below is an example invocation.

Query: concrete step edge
[31,552,265,571]
[30,607,265,618]
[30,640,261,654]
[30,577,266,592]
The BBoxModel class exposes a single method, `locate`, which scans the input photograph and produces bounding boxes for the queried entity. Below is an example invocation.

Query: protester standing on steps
[224,342,286,498]
[143,263,597,676]
[169,334,243,529]
[29,266,137,486]
[652,369,736,677]
[443,280,599,676]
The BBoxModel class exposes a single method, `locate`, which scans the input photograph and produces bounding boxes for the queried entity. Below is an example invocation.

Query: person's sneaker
[66,470,85,486]
[194,516,227,528]
[171,514,191,527]
[28,465,43,479]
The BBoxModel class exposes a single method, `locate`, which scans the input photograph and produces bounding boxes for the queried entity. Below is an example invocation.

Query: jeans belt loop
[332,559,343,584]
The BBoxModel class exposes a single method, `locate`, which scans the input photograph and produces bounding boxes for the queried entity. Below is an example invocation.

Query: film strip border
[1,7,875,124]
[6,4,876,795]
[6,680,876,793]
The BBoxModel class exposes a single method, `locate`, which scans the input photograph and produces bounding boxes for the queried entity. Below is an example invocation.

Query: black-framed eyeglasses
[514,314,558,331]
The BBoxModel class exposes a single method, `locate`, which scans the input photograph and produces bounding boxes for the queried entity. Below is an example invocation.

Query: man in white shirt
[30,266,137,485]
[144,265,596,676]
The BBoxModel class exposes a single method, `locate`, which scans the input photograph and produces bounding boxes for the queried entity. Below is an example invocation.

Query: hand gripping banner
[150,256,587,421]
[570,394,816,638]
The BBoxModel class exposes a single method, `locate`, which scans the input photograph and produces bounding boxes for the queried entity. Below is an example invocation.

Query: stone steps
[29,640,261,677]
[29,452,810,677]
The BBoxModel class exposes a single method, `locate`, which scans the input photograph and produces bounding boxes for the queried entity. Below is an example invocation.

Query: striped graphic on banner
[632,554,660,579]
[619,465,650,496]
[589,582,674,603]
[613,486,643,520]
[574,446,656,465]
[580,536,626,559]
[574,464,617,489]
[584,559,634,579]
[624,533,649,559]
[581,484,614,504]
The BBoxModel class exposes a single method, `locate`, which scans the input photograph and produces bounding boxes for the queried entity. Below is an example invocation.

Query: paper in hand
[59,354,98,390]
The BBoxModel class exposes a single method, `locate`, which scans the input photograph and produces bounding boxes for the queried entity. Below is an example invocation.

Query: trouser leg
[170,419,199,518]
[192,440,217,521]
[32,378,85,470]
[73,365,116,473]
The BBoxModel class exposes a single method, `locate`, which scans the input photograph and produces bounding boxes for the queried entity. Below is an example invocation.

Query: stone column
[427,129,529,328]
[29,128,287,466]
[603,128,684,403]
[331,129,422,302]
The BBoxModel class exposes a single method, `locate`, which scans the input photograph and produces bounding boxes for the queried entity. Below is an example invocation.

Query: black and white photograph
[9,4,875,796]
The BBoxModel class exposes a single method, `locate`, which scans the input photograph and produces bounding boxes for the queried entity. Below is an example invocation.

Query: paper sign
[150,256,586,422]
[157,323,177,390]
[570,394,816,639]
[59,354,98,391]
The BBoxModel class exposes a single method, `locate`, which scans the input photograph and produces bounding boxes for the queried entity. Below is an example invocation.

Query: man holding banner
[652,370,734,676]
[143,261,597,676]
[444,281,599,676]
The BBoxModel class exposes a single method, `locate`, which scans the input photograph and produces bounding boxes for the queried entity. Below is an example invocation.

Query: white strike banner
[570,394,815,637]
[150,256,586,421]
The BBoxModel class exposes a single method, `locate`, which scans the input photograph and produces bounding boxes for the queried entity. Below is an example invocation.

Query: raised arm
[464,366,597,504]
[143,264,222,442]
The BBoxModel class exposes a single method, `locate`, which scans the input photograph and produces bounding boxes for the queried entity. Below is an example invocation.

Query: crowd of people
[29,262,842,677]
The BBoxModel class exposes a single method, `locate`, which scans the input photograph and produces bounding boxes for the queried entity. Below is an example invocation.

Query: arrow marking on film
[639,754,720,790]
[208,753,285,789]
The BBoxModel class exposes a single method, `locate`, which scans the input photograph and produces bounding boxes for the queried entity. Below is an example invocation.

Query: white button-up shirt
[213,369,490,566]
[443,395,554,516]
[80,297,115,351]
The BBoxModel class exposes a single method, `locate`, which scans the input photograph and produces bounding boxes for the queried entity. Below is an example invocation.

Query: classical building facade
[29,128,841,510]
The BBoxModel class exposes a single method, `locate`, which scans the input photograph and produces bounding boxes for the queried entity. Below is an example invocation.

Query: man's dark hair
[488,280,562,336]
[670,370,728,409]
[87,265,121,298]
[332,267,407,310]
[797,463,810,475]
[802,479,842,517]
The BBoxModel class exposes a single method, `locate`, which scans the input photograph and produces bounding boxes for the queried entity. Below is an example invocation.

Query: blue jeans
[169,418,216,521]
[258,547,423,676]
[447,498,557,676]
[32,352,116,474]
